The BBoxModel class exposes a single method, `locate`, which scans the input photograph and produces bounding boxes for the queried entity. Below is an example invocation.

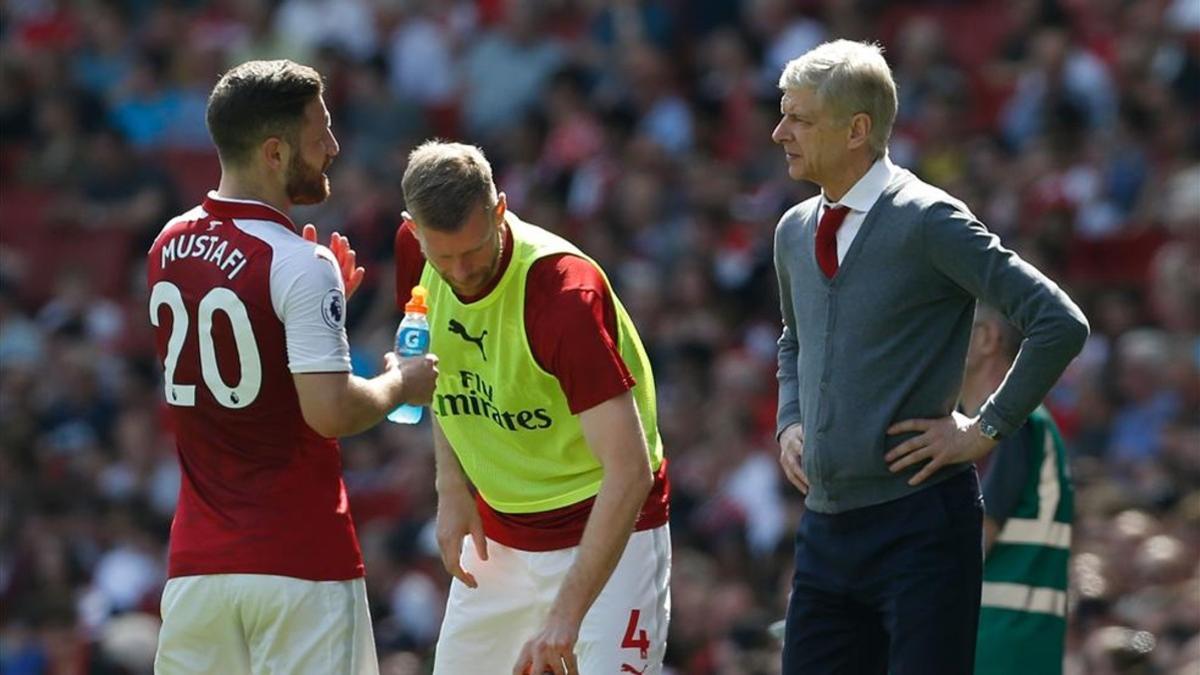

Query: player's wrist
[970,417,1000,456]
[382,367,408,405]
[547,599,586,629]
[777,421,801,443]
[435,471,471,496]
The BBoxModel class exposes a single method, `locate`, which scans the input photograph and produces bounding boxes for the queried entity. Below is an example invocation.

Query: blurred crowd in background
[0,0,1197,673]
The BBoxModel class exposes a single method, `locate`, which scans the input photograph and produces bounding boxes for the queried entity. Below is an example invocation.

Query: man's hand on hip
[885,411,998,486]
[778,423,808,494]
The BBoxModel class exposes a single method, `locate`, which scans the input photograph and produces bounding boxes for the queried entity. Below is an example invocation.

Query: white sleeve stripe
[234,219,307,321]
[236,219,352,375]
[289,359,352,374]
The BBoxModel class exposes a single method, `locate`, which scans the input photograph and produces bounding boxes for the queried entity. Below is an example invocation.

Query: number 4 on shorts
[621,609,649,660]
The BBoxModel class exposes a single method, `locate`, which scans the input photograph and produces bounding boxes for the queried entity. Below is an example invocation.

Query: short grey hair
[778,40,898,157]
[974,304,1023,360]
[402,140,499,233]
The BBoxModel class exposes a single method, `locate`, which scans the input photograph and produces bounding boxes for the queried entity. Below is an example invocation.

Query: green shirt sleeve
[980,422,1035,524]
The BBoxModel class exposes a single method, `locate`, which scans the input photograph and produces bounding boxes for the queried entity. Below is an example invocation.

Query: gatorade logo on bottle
[399,326,429,353]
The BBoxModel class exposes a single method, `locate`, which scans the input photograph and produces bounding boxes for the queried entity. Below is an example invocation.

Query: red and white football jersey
[147,192,363,581]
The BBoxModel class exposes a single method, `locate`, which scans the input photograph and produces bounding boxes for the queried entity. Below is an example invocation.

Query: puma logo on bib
[448,318,487,360]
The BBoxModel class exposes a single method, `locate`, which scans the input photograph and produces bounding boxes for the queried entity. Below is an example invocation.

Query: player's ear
[261,136,287,172]
[493,192,507,224]
[978,320,1001,356]
[408,219,428,253]
[847,112,872,150]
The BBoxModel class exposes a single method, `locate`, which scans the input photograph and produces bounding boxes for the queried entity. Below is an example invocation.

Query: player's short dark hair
[402,141,499,233]
[206,60,323,166]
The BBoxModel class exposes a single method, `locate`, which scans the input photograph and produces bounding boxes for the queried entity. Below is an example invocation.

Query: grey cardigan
[775,168,1088,514]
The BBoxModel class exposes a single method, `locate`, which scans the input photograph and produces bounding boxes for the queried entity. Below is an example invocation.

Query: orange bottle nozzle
[405,285,428,313]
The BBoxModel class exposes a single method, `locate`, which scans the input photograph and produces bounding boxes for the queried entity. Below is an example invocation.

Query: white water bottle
[387,285,430,424]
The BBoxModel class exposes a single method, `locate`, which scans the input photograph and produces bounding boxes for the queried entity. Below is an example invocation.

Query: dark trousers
[782,468,984,675]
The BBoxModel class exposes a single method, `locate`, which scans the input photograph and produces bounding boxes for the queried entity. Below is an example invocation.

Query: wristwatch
[979,418,1003,441]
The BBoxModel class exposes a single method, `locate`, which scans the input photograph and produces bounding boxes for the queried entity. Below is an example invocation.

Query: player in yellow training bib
[394,141,670,675]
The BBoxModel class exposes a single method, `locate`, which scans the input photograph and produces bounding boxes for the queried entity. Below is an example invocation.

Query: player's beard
[448,222,504,296]
[286,152,331,205]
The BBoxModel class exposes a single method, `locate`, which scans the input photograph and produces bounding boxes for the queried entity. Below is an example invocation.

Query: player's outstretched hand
[303,224,365,299]
[435,481,488,589]
[513,614,580,675]
[385,351,439,406]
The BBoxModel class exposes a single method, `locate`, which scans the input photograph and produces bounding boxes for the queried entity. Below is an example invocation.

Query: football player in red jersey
[148,60,438,675]
[395,142,670,675]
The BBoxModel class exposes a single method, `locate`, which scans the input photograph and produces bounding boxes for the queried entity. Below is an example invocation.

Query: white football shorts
[433,524,671,674]
[154,574,378,675]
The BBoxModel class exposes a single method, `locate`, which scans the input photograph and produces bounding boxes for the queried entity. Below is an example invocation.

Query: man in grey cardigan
[771,40,1088,673]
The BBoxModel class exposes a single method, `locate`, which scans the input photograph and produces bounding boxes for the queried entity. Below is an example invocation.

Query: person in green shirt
[963,304,1074,675]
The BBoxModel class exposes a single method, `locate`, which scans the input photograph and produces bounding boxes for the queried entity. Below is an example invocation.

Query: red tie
[815,205,850,278]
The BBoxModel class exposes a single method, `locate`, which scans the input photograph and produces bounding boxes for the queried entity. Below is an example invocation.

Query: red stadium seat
[0,185,54,249]
[0,185,133,302]
[155,149,221,204]
[20,225,132,302]
[877,1,1014,130]
[1066,228,1170,286]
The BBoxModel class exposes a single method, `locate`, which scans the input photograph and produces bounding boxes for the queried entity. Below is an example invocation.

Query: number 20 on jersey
[150,281,263,409]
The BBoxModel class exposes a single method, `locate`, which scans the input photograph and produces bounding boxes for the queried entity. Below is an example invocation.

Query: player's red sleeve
[394,221,426,309]
[526,254,636,414]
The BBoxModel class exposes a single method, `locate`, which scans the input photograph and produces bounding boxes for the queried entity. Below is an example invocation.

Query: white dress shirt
[820,154,898,263]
